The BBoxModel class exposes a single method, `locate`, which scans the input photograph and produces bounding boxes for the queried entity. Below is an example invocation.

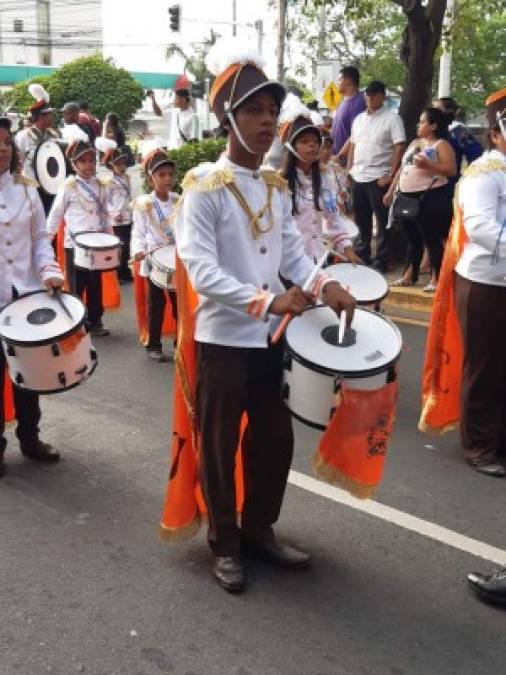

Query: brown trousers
[455,273,506,465]
[196,341,294,556]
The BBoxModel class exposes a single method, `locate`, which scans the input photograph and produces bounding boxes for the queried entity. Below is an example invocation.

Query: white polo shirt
[350,107,406,183]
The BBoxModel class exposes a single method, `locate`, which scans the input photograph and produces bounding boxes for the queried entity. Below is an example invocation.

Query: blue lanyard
[152,197,175,242]
[76,178,107,228]
[114,175,131,199]
[322,188,338,213]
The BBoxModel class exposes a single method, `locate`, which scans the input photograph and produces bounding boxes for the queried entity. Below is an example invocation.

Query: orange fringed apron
[3,373,15,424]
[159,256,245,540]
[132,261,176,346]
[56,222,121,310]
[419,207,467,434]
[314,377,399,499]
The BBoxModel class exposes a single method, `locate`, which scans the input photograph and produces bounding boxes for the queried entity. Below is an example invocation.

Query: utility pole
[254,20,264,56]
[232,0,237,36]
[36,0,51,65]
[438,0,455,98]
[276,0,286,82]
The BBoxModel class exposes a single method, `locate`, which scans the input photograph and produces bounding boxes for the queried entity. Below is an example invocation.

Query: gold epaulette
[131,195,152,212]
[14,174,39,188]
[64,175,77,189]
[47,128,60,139]
[261,169,288,193]
[98,175,113,187]
[462,158,506,179]
[181,167,235,193]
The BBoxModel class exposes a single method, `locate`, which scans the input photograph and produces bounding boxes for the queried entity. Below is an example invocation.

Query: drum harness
[74,178,108,230]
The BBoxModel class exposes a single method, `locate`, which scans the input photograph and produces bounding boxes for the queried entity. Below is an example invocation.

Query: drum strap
[76,178,107,228]
[150,197,175,244]
[225,181,274,240]
[114,175,131,200]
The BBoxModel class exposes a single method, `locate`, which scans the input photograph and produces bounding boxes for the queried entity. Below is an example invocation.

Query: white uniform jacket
[107,173,133,227]
[130,191,178,278]
[15,127,60,182]
[456,150,506,287]
[176,155,332,348]
[47,175,112,248]
[292,166,352,261]
[0,171,63,309]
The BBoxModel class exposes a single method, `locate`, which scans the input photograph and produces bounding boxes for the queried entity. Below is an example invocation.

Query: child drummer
[0,116,64,477]
[131,149,178,362]
[47,129,113,336]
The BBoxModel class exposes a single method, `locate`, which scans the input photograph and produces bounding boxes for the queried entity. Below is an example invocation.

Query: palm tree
[166,30,219,82]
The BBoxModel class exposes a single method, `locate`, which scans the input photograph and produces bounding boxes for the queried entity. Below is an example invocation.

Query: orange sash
[3,373,15,423]
[132,262,176,346]
[314,377,399,499]
[419,206,467,434]
[159,256,245,540]
[56,222,121,310]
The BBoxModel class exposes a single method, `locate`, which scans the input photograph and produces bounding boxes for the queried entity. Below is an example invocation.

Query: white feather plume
[28,83,50,103]
[95,136,117,153]
[206,38,266,77]
[278,93,311,126]
[309,110,324,127]
[61,124,89,144]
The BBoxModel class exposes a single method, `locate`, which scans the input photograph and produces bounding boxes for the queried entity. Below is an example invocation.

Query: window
[13,19,24,33]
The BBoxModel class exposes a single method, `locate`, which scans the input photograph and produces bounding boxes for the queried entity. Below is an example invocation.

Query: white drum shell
[74,232,121,271]
[149,245,176,290]
[326,263,389,307]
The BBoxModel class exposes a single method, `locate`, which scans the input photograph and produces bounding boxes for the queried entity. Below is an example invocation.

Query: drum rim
[0,290,85,346]
[33,139,67,196]
[285,306,402,378]
[12,357,97,395]
[74,230,122,251]
[150,246,176,273]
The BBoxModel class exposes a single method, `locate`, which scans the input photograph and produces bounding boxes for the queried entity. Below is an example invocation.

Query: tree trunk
[394,0,447,142]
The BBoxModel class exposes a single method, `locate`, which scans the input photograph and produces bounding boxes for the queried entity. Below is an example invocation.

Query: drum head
[33,140,67,196]
[326,263,389,304]
[286,306,402,377]
[0,291,84,345]
[151,245,176,271]
[341,216,359,240]
[74,232,120,250]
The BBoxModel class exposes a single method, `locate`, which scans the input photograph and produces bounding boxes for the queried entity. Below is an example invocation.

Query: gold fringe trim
[261,169,288,193]
[14,174,39,188]
[462,158,506,179]
[312,453,377,500]
[131,195,153,212]
[63,176,77,189]
[181,167,235,193]
[159,513,202,542]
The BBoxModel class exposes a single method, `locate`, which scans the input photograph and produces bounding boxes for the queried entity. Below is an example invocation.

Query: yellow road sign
[322,82,342,111]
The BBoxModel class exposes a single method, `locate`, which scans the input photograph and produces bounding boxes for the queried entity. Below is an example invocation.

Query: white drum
[149,245,176,290]
[0,291,97,394]
[283,306,402,429]
[73,231,121,271]
[326,263,389,307]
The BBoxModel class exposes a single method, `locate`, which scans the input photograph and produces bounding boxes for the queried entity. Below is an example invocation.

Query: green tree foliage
[166,30,219,83]
[7,55,144,122]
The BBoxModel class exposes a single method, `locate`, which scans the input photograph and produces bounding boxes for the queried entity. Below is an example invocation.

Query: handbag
[392,177,438,220]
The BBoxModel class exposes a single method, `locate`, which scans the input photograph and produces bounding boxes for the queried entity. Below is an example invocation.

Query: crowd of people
[0,42,505,603]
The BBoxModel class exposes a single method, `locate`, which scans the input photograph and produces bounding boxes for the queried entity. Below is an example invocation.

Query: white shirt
[15,126,60,181]
[177,155,331,348]
[350,107,406,182]
[167,108,198,149]
[47,175,112,248]
[456,150,506,287]
[0,171,63,309]
[131,191,178,277]
[292,167,352,261]
[107,173,132,226]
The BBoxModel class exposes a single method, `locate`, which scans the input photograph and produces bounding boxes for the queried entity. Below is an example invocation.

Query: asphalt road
[1,285,505,675]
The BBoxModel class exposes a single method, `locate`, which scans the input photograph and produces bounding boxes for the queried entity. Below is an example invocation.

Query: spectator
[331,66,366,161]
[102,112,126,148]
[148,88,198,149]
[60,102,96,143]
[385,107,456,291]
[349,80,406,272]
[79,101,101,139]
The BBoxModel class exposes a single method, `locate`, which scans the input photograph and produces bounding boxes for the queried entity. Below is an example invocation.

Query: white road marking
[289,470,506,566]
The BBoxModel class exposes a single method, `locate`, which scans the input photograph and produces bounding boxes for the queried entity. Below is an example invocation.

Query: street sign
[322,82,342,111]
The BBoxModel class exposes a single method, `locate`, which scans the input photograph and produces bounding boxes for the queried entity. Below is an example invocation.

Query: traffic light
[190,81,205,99]
[168,4,181,32]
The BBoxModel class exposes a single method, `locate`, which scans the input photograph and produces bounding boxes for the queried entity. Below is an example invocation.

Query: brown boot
[20,439,60,463]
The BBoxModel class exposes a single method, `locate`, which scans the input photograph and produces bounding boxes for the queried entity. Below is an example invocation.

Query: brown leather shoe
[242,531,311,570]
[213,556,245,593]
[20,439,60,463]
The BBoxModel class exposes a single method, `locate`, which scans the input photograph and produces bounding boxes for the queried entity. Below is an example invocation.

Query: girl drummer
[279,95,361,265]
[131,149,178,362]
[0,116,64,476]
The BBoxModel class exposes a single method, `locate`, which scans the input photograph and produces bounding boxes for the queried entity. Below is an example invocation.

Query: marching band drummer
[14,84,60,215]
[168,41,355,592]
[47,129,113,337]
[0,117,64,477]
[131,149,178,362]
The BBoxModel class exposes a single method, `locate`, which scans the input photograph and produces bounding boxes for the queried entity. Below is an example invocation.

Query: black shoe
[242,531,311,570]
[213,556,245,593]
[89,324,110,337]
[146,348,171,363]
[20,439,60,463]
[472,462,506,477]
[467,569,506,605]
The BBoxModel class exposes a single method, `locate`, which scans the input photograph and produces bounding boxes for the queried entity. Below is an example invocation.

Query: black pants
[455,274,506,466]
[399,184,453,283]
[196,341,294,556]
[146,279,177,350]
[352,178,390,268]
[113,224,133,280]
[65,248,104,327]
[0,348,41,454]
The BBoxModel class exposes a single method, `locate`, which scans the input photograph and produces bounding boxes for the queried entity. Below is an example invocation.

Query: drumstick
[338,284,351,345]
[54,289,73,321]
[271,250,329,345]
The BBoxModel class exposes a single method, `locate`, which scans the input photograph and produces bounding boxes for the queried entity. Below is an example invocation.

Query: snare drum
[0,291,97,394]
[73,231,121,271]
[326,263,389,308]
[283,306,402,429]
[149,245,176,290]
